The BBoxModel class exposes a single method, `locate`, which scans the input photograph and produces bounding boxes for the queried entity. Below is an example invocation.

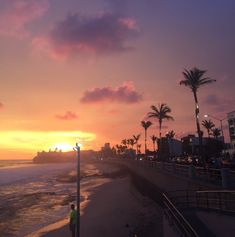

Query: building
[227,111,235,149]
[168,139,182,156]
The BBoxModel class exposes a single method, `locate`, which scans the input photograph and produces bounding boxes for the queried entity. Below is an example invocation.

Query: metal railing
[116,158,235,188]
[167,190,235,213]
[163,193,199,237]
[194,167,221,185]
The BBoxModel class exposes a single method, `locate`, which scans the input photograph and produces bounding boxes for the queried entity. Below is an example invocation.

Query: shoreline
[39,161,163,237]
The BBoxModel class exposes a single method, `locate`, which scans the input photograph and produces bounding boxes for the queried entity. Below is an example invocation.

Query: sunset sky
[0,0,235,159]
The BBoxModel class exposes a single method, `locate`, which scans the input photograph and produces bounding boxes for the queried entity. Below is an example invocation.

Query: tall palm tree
[202,120,215,137]
[180,67,216,159]
[212,128,221,139]
[141,120,152,154]
[150,135,157,153]
[133,134,141,153]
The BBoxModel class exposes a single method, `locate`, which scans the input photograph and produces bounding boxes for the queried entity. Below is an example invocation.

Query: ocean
[0,159,99,237]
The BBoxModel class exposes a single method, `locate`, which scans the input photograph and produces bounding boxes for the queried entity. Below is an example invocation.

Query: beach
[41,161,163,237]
[0,160,163,237]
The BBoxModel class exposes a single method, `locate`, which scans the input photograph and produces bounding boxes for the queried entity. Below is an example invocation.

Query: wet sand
[41,161,163,237]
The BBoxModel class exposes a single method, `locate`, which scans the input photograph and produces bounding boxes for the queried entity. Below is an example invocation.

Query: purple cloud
[80,81,143,104]
[0,0,49,38]
[204,94,220,105]
[55,111,78,120]
[204,94,235,113]
[32,12,139,60]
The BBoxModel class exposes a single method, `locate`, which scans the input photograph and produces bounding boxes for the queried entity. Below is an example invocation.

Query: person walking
[69,204,77,237]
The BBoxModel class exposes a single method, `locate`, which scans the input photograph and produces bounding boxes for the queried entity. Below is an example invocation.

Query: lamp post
[74,143,80,237]
[204,114,226,141]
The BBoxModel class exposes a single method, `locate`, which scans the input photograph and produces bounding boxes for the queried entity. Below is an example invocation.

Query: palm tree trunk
[144,129,147,154]
[193,91,204,164]
[159,120,162,139]
[159,120,162,157]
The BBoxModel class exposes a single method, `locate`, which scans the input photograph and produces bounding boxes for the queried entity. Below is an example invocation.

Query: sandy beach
[40,161,163,237]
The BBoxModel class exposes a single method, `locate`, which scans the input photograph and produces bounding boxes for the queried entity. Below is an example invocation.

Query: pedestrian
[69,204,77,237]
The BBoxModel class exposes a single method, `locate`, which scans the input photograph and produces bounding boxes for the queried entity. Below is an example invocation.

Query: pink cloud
[32,12,139,60]
[0,0,49,38]
[80,81,143,104]
[0,102,3,109]
[55,111,79,120]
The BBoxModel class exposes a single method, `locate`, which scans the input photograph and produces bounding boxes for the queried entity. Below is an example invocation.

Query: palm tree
[148,103,174,139]
[150,135,157,153]
[126,139,131,148]
[121,139,128,149]
[148,103,174,154]
[115,144,121,155]
[212,128,221,139]
[202,120,215,137]
[137,144,142,154]
[133,134,141,154]
[129,138,135,149]
[141,120,152,154]
[166,130,175,140]
[180,67,216,160]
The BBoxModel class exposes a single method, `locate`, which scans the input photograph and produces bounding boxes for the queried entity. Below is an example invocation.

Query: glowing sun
[51,142,74,152]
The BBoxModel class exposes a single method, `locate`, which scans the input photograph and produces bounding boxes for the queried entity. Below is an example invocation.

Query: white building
[228,111,235,149]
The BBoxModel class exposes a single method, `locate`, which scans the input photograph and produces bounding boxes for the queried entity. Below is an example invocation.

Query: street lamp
[204,114,226,141]
[74,143,81,237]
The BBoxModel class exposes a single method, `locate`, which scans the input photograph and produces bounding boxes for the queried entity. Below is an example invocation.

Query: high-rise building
[227,110,235,149]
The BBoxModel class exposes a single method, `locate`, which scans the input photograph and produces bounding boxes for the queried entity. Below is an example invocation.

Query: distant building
[104,143,111,149]
[168,139,182,156]
[100,143,116,158]
[181,135,220,156]
[228,111,235,149]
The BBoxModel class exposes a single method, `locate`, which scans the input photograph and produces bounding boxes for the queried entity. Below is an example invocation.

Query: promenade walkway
[105,159,235,237]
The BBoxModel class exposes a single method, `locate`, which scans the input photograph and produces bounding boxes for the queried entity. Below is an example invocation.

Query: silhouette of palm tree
[121,139,128,149]
[126,139,131,148]
[166,130,175,140]
[180,67,216,160]
[137,144,141,154]
[150,135,157,153]
[202,119,215,137]
[148,103,174,139]
[212,128,221,139]
[133,134,141,154]
[141,121,152,154]
[129,138,135,149]
[148,103,174,155]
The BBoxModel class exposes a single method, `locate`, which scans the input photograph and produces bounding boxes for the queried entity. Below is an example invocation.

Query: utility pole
[75,143,80,237]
